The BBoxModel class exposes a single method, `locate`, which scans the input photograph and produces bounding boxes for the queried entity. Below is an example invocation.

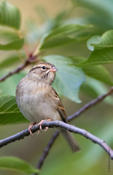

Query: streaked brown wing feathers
[51,87,67,122]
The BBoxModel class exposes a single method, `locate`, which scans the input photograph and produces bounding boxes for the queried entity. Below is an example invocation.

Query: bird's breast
[16,80,60,123]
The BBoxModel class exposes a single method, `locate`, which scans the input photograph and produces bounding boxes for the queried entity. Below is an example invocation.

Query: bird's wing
[51,87,67,122]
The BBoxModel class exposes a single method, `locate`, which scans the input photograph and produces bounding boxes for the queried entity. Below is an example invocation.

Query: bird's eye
[42,66,46,69]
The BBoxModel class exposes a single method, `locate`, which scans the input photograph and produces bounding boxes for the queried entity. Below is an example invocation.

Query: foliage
[0,96,27,124]
[0,156,39,174]
[0,0,113,175]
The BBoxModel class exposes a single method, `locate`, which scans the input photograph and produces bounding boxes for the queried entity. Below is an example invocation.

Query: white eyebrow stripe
[29,65,50,72]
[29,66,39,72]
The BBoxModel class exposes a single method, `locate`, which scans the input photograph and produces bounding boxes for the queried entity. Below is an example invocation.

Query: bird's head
[28,62,57,84]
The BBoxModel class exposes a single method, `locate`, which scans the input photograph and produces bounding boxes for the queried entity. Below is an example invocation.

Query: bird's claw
[38,119,51,131]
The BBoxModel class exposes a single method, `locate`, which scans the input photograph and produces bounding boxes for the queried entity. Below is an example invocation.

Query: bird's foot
[28,122,36,135]
[38,119,52,131]
[28,119,52,135]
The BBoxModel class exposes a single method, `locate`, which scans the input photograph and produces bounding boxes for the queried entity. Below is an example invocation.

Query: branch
[37,86,113,170]
[36,131,59,170]
[68,86,113,121]
[0,121,113,159]
[0,53,37,82]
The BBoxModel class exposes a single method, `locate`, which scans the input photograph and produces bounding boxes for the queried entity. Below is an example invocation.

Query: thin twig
[0,121,113,159]
[37,86,113,170]
[37,131,59,170]
[35,130,59,172]
[68,86,113,121]
[0,53,37,82]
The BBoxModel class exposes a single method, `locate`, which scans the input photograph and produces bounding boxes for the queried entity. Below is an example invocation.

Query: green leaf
[80,30,113,65]
[81,65,113,85]
[0,156,39,174]
[43,55,85,103]
[45,24,92,38]
[91,30,113,49]
[0,38,24,50]
[83,48,113,65]
[0,96,27,124]
[87,30,113,52]
[0,2,23,51]
[40,36,77,49]
[87,35,101,51]
[0,29,24,50]
[70,56,113,85]
[0,52,25,69]
[40,24,94,50]
[0,1,21,29]
[0,72,26,96]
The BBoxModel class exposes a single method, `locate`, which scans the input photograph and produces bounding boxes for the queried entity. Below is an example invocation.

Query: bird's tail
[61,129,80,152]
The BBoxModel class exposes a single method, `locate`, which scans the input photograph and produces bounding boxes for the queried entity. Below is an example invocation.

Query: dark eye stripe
[30,66,48,72]
[29,66,39,72]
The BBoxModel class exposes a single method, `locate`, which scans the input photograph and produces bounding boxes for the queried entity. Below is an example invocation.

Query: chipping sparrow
[16,62,79,152]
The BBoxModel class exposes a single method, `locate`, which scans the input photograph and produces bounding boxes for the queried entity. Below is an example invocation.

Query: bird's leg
[28,119,52,135]
[28,122,36,135]
[38,120,45,130]
[44,119,52,131]
[38,119,52,131]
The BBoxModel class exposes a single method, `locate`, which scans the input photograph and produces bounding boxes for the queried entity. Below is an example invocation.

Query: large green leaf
[0,1,21,29]
[0,38,24,50]
[0,29,24,50]
[0,156,39,174]
[0,96,27,124]
[0,72,26,96]
[70,56,113,85]
[87,30,113,51]
[81,65,113,85]
[40,36,77,49]
[0,1,23,51]
[43,55,85,103]
[0,52,25,69]
[82,48,113,65]
[40,24,94,50]
[83,30,113,65]
[94,30,113,47]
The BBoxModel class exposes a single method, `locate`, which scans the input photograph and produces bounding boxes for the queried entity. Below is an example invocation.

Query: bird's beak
[49,67,57,72]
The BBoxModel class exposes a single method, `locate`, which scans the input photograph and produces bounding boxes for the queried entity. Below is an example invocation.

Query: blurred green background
[0,0,113,175]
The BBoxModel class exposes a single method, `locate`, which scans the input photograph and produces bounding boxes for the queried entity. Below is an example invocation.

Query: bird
[16,62,79,152]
